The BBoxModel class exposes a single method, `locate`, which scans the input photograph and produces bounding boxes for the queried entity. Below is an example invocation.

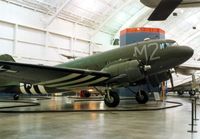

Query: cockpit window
[160,41,178,49]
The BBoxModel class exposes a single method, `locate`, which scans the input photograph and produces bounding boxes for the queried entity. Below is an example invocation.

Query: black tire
[13,94,19,100]
[136,90,149,104]
[177,91,184,96]
[104,91,120,107]
[189,90,196,96]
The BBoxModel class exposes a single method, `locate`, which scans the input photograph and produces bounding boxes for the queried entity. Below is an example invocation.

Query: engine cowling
[102,60,144,82]
[148,71,171,87]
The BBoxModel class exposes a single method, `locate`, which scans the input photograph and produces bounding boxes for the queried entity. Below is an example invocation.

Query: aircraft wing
[148,0,183,21]
[175,62,200,75]
[178,62,200,70]
[0,61,111,88]
[141,0,200,21]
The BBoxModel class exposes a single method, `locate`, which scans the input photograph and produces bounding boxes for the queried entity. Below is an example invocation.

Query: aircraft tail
[0,54,15,62]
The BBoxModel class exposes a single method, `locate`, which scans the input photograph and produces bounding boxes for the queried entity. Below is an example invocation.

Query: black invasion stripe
[33,85,42,95]
[55,76,101,87]
[46,74,88,85]
[24,85,32,95]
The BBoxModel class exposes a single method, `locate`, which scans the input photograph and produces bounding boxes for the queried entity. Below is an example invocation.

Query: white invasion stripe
[39,73,81,85]
[19,83,27,94]
[38,85,48,94]
[47,75,95,87]
[58,77,108,89]
[30,86,37,95]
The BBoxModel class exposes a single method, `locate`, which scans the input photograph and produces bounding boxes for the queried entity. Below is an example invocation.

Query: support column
[89,42,93,55]
[161,81,166,101]
[70,37,73,54]
[13,24,18,55]
[44,31,49,59]
[72,23,77,56]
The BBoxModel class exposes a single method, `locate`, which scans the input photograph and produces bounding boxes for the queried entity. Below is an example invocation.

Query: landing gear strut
[13,94,19,100]
[104,90,120,107]
[135,90,149,104]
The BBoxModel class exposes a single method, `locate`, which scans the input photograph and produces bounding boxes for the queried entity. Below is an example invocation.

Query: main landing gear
[127,87,149,104]
[189,90,196,96]
[104,90,120,107]
[94,87,120,107]
[177,90,184,96]
[95,87,149,107]
[177,90,196,97]
[135,90,149,104]
[103,89,149,107]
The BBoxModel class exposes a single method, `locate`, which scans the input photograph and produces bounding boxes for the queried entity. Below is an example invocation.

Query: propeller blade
[148,0,183,21]
[169,72,174,90]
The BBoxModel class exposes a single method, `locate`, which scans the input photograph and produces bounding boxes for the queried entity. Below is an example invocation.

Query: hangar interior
[1,0,200,85]
[1,0,200,139]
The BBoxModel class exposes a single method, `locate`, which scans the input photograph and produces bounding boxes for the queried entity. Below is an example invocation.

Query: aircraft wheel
[177,91,184,96]
[189,90,196,96]
[104,90,120,107]
[136,90,149,104]
[13,94,19,100]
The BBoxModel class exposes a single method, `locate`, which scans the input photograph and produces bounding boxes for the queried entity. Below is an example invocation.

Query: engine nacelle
[102,60,144,82]
[148,71,171,87]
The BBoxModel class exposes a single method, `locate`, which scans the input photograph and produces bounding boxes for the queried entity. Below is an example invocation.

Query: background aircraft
[169,74,198,96]
[140,0,200,20]
[0,39,193,107]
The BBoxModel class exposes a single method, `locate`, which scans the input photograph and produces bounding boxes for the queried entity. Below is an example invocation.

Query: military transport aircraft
[140,0,200,20]
[0,39,193,107]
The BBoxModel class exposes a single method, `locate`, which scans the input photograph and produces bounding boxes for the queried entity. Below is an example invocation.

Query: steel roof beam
[46,0,71,28]
[90,0,133,39]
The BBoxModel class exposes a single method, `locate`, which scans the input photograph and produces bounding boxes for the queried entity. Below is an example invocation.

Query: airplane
[169,73,200,96]
[140,0,200,21]
[0,39,194,107]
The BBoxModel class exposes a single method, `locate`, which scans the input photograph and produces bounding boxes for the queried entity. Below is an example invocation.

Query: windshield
[159,41,178,49]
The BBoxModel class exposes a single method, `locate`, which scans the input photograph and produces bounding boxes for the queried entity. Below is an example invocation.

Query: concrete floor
[0,95,200,139]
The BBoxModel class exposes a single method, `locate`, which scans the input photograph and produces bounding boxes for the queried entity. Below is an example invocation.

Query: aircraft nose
[178,46,194,60]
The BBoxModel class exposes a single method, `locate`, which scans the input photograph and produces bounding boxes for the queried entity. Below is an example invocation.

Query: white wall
[0,1,114,65]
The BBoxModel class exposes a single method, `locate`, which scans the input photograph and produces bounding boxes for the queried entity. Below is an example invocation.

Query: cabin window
[160,43,167,49]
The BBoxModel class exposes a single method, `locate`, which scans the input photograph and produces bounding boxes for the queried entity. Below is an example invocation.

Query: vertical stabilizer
[0,54,15,62]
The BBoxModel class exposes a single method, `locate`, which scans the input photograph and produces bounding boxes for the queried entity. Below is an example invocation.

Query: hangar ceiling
[2,0,149,35]
[4,0,200,59]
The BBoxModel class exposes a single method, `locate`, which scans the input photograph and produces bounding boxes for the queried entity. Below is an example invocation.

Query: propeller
[138,56,152,91]
[169,70,174,90]
[148,0,183,21]
[138,56,151,72]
